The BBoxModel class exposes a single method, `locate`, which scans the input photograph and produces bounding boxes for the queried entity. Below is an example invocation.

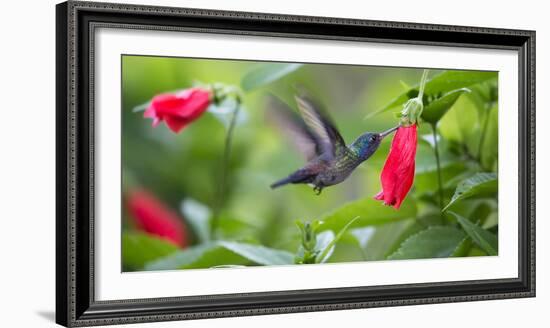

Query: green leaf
[122,232,179,271]
[350,227,376,250]
[241,63,303,91]
[318,197,416,233]
[180,198,211,244]
[325,234,367,263]
[421,88,470,123]
[370,70,496,117]
[468,246,489,257]
[316,216,360,263]
[466,78,498,114]
[449,211,498,256]
[359,219,425,260]
[451,237,473,257]
[469,202,493,227]
[437,95,480,151]
[312,230,335,263]
[145,241,294,270]
[482,212,499,229]
[218,241,294,265]
[216,217,258,241]
[387,226,465,260]
[146,243,237,270]
[424,71,496,96]
[443,173,498,211]
[415,140,461,174]
[399,80,411,90]
[357,224,401,261]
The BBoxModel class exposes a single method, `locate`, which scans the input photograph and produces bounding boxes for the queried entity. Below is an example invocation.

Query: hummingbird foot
[313,185,324,195]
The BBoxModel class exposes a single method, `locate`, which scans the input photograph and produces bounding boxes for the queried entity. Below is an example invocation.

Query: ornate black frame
[56,1,536,326]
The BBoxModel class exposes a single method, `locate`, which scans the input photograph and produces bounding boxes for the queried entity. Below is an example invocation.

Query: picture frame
[56,1,535,326]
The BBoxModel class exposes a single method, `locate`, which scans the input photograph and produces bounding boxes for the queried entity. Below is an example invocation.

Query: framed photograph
[56,1,535,326]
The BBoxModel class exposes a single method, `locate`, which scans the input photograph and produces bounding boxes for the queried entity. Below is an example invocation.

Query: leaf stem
[431,123,444,212]
[211,103,240,238]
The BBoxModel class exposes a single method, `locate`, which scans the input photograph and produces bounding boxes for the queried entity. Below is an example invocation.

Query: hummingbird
[268,92,398,195]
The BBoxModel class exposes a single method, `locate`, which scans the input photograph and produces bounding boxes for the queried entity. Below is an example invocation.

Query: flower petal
[170,89,211,118]
[164,115,191,133]
[144,104,158,118]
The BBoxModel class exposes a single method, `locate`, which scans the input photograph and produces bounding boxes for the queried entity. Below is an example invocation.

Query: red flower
[144,87,212,133]
[127,189,188,247]
[374,125,417,209]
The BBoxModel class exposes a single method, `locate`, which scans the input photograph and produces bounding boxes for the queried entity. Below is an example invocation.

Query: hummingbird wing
[266,95,320,160]
[294,93,346,159]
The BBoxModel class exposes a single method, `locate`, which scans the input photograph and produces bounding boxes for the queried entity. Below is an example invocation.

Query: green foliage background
[122,55,499,271]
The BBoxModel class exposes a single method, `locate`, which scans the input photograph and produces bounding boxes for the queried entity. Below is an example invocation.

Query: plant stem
[211,103,240,238]
[431,123,444,212]
[418,69,430,100]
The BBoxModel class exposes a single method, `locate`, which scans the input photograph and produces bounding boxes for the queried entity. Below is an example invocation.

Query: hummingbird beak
[379,125,399,139]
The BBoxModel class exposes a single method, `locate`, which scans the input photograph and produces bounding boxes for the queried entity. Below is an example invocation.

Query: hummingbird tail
[271,168,316,189]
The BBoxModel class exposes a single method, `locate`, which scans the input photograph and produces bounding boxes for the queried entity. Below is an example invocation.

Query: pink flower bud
[127,189,188,247]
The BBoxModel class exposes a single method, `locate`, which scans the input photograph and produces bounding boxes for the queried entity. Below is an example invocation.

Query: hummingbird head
[352,126,399,160]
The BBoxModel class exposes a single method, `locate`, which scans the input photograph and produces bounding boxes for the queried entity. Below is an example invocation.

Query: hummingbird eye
[370,135,377,142]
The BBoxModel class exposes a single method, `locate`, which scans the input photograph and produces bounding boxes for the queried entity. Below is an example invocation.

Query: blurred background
[121,55,499,272]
